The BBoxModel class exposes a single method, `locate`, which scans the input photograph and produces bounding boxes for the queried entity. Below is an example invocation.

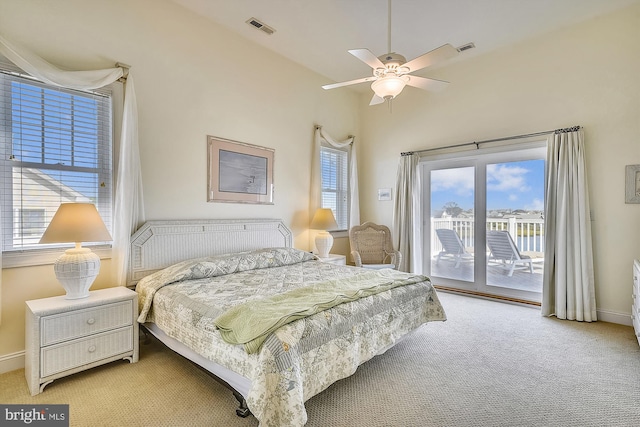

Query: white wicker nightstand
[25,287,139,396]
[317,254,347,265]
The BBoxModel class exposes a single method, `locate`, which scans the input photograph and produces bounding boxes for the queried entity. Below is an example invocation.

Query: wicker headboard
[128,219,292,286]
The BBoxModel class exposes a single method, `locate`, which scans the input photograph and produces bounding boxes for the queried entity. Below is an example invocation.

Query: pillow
[147,247,317,286]
[137,247,317,322]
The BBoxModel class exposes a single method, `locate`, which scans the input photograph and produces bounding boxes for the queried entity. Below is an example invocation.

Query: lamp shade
[39,203,112,244]
[310,208,338,231]
[371,75,408,99]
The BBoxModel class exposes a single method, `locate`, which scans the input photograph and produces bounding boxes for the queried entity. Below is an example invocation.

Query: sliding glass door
[423,144,545,302]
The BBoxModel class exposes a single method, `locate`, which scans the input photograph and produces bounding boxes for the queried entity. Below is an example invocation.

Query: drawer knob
[86,318,96,325]
[88,345,96,353]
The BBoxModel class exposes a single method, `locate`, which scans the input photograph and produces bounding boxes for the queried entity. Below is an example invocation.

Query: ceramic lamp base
[54,247,101,299]
[315,231,334,258]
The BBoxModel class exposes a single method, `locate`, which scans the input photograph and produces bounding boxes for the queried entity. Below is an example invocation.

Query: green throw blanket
[214,269,428,354]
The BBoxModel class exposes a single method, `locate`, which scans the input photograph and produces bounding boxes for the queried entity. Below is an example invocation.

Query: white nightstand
[317,254,347,265]
[25,287,139,396]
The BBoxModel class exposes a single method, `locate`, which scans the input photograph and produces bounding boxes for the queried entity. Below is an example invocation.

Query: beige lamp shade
[39,203,112,299]
[39,203,112,244]
[310,208,338,231]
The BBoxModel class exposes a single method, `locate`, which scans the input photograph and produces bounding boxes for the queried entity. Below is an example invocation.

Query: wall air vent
[457,42,476,53]
[246,18,275,35]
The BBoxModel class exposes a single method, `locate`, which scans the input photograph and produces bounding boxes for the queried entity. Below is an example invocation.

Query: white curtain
[0,34,144,287]
[311,126,360,227]
[392,153,422,273]
[112,75,145,286]
[542,127,596,321]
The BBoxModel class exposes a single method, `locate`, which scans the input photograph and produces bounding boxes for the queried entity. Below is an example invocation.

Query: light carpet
[1,291,639,426]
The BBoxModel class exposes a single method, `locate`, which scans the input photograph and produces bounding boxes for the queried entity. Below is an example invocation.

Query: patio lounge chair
[486,230,536,277]
[435,228,473,268]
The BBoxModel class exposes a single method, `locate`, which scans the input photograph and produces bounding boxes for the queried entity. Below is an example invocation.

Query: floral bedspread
[136,247,446,427]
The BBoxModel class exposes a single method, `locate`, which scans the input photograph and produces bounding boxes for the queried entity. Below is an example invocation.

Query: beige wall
[358,4,640,318]
[0,0,359,363]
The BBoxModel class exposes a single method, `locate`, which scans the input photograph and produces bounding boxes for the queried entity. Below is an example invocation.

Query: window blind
[320,146,348,230]
[0,68,112,252]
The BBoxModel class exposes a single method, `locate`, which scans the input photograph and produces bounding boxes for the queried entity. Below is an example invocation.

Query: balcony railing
[431,217,544,255]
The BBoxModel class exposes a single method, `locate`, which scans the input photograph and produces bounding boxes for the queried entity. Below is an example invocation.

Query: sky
[430,159,545,213]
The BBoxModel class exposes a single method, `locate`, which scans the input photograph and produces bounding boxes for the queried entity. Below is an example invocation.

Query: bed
[130,219,446,427]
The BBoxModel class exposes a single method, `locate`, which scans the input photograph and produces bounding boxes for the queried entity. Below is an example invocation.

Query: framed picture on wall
[207,136,274,204]
[378,188,392,201]
[625,164,640,204]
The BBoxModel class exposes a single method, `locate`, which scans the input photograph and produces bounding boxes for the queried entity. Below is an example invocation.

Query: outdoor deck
[430,256,543,294]
[429,217,545,295]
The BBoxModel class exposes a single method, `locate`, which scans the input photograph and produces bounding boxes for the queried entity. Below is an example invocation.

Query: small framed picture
[207,136,274,204]
[378,188,392,201]
[625,164,640,204]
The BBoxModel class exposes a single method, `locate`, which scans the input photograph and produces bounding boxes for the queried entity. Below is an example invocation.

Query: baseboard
[596,309,632,326]
[437,286,632,326]
[0,351,25,374]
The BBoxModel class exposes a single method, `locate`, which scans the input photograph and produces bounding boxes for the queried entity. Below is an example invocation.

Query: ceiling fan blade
[322,76,376,90]
[402,43,459,73]
[406,75,450,92]
[348,49,385,69]
[369,94,385,106]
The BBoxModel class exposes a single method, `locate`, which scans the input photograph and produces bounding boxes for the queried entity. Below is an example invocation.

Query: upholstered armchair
[348,222,401,270]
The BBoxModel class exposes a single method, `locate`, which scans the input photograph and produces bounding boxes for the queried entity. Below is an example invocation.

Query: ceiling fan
[322,0,459,106]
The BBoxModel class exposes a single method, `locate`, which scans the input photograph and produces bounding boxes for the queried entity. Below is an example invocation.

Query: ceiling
[171,0,639,92]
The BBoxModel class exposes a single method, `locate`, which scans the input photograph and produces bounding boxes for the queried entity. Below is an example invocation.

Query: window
[320,145,349,230]
[0,68,112,259]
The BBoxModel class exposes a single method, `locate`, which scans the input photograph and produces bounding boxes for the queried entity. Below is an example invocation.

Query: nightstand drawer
[41,326,134,378]
[41,300,133,346]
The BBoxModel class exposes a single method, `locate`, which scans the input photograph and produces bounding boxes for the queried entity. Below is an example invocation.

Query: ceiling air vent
[457,42,476,53]
[246,17,275,35]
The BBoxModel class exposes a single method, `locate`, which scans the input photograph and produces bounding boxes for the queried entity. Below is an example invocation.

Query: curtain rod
[116,62,130,82]
[315,125,354,142]
[0,60,130,83]
[400,125,581,156]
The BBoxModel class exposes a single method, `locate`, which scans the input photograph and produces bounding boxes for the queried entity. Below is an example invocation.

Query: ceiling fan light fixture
[321,0,459,107]
[371,75,408,99]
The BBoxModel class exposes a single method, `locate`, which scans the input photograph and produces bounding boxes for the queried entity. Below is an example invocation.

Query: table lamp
[310,208,338,258]
[39,203,112,299]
